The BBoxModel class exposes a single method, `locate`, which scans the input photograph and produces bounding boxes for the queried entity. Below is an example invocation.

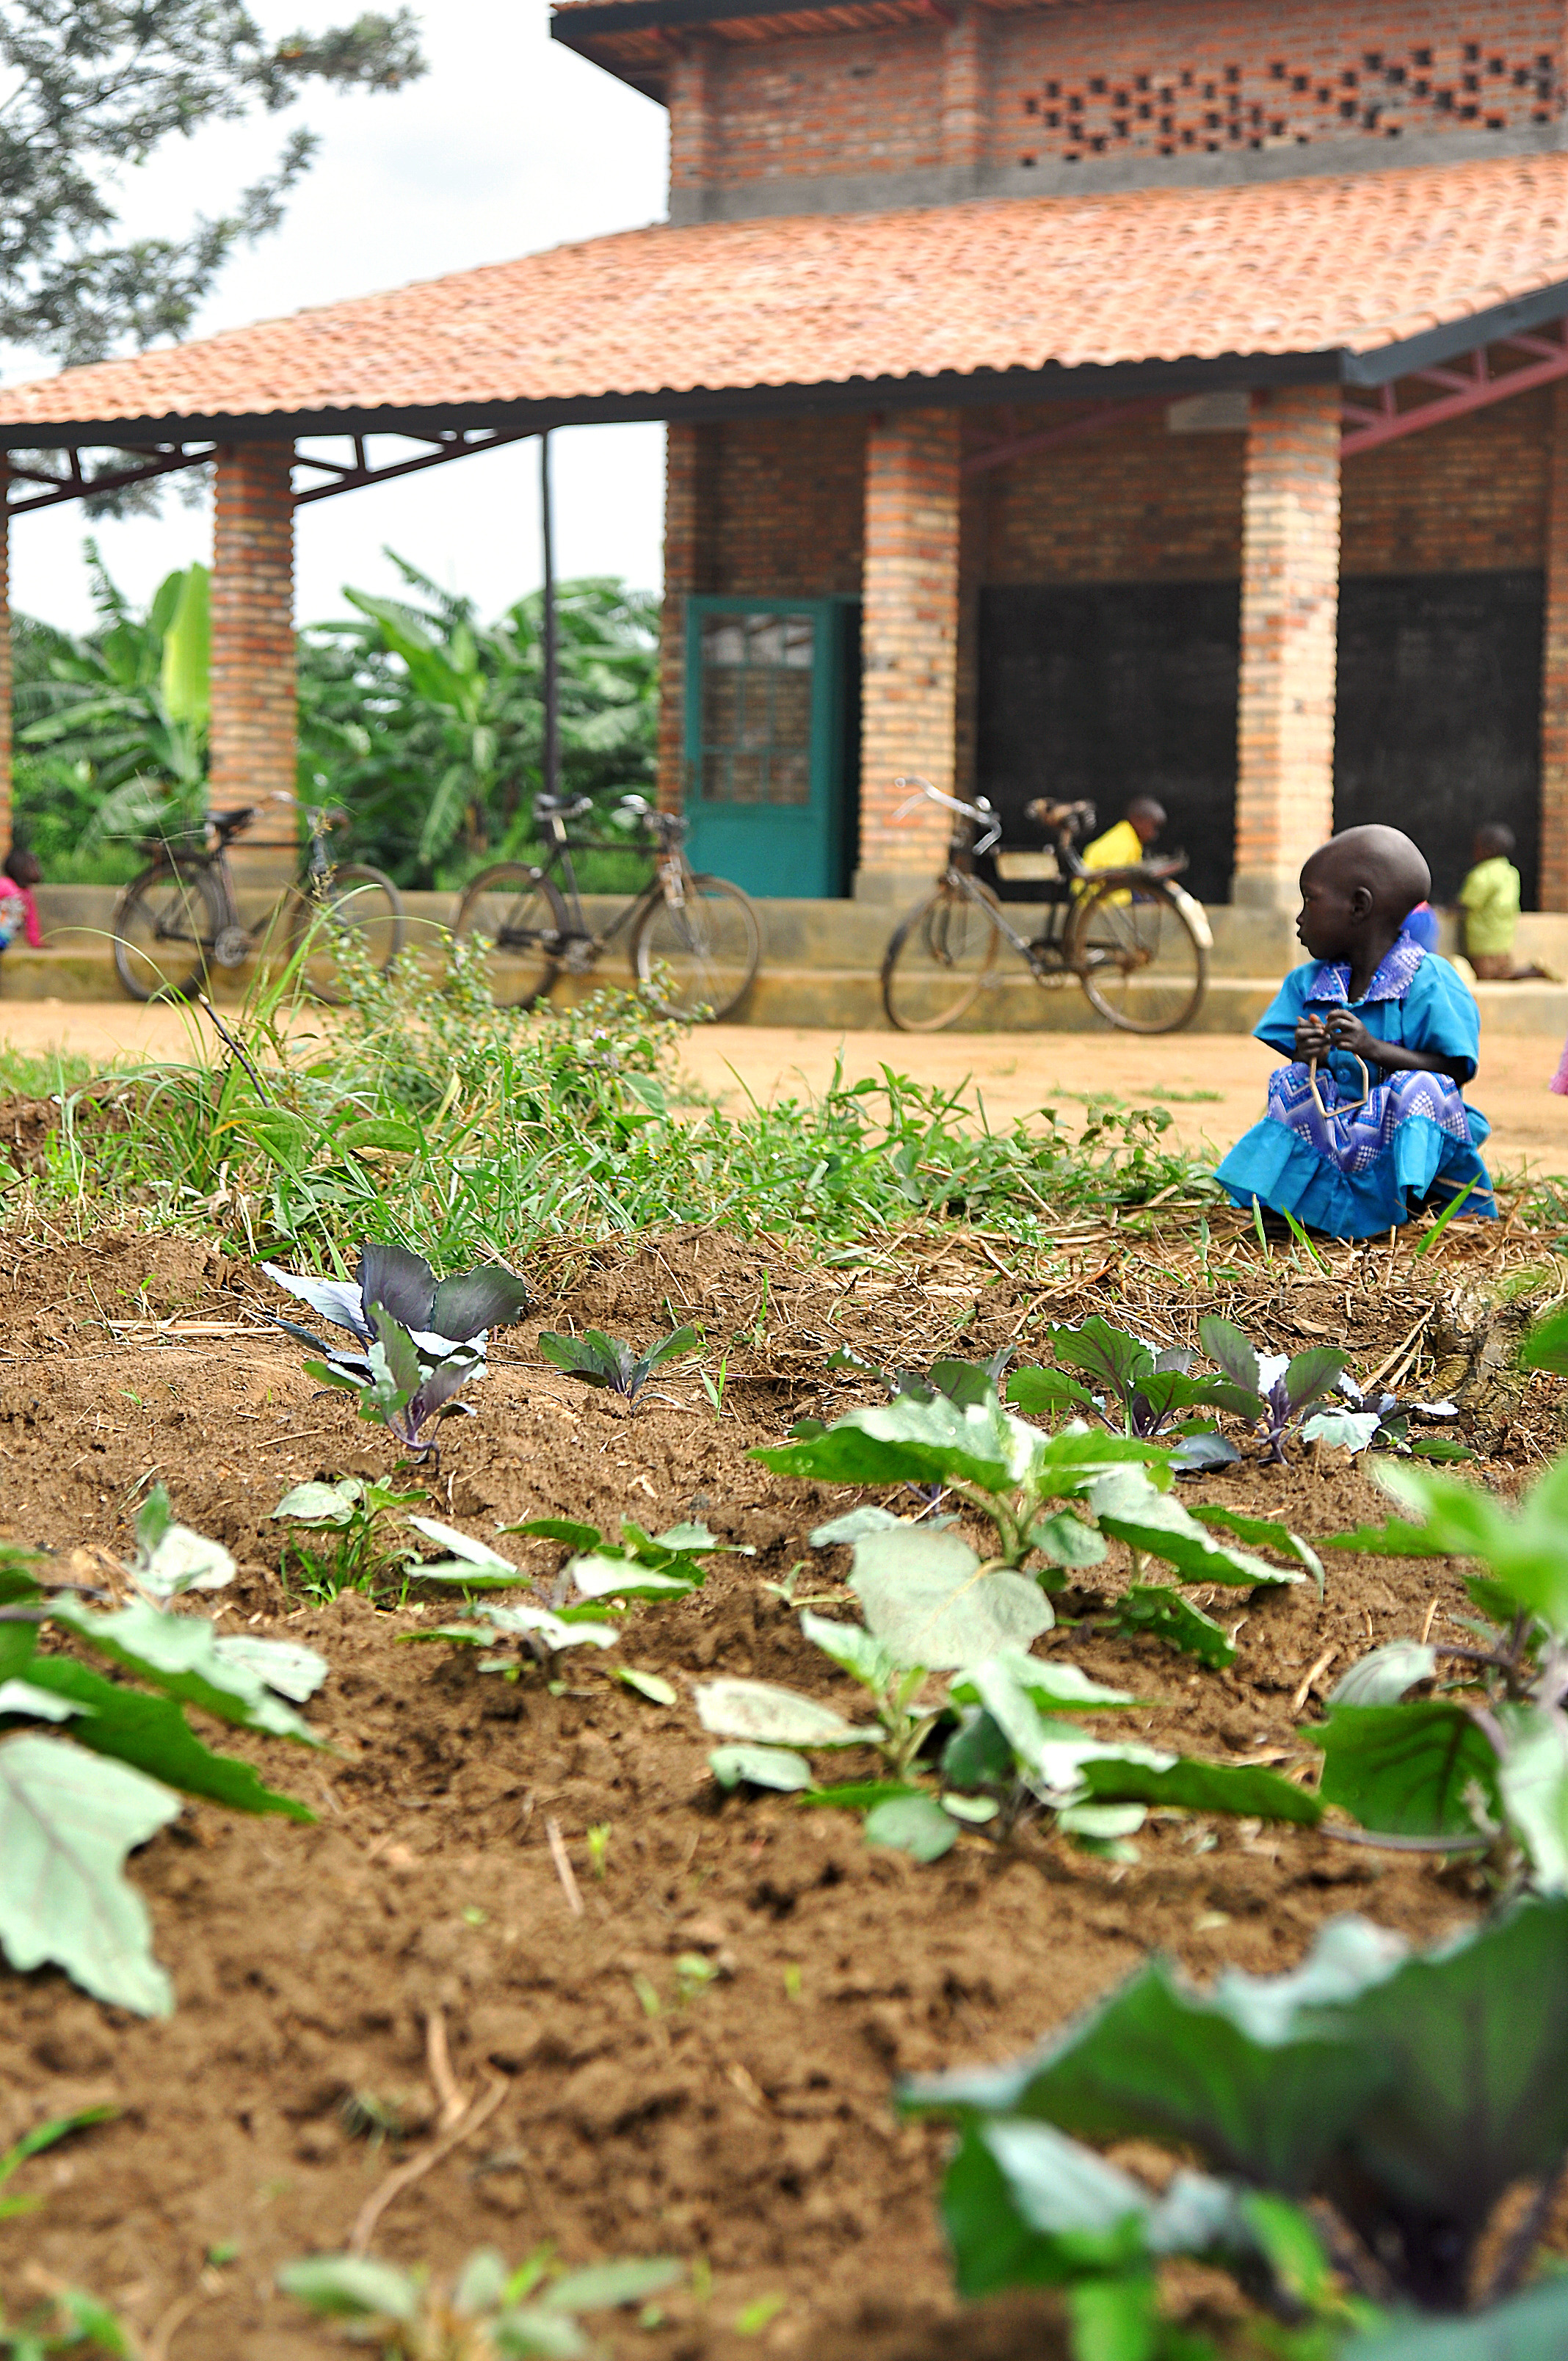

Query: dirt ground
[4,1001,1568,1176]
[4,1222,1567,2359]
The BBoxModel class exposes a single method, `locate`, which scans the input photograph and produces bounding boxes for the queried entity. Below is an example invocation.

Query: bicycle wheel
[453,864,567,1009]
[882,880,1002,1031]
[1067,877,1208,1034]
[112,860,222,1002]
[289,865,405,1005]
[632,874,761,1021]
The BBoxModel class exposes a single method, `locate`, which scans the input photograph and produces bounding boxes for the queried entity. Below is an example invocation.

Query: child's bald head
[1297,827,1430,965]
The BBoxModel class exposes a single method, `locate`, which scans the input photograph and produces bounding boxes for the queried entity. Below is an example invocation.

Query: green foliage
[0,2280,136,2357]
[1312,1451,1568,1875]
[0,6,422,380]
[902,1898,1568,2343]
[0,1501,319,2014]
[278,2244,683,2357]
[0,2106,115,2224]
[297,561,659,884]
[271,1474,425,1602]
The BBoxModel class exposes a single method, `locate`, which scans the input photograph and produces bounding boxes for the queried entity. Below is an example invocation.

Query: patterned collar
[1307,932,1425,1007]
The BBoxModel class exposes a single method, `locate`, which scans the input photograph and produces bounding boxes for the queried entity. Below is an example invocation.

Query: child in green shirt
[1459,824,1545,979]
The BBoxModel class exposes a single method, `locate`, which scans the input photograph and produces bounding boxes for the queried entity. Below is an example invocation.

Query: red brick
[860,409,961,890]
[209,442,297,885]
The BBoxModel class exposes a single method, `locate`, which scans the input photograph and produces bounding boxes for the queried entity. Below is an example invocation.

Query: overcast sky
[6,1,670,636]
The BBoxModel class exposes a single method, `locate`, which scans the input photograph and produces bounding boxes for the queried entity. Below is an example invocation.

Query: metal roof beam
[1342,322,1568,456]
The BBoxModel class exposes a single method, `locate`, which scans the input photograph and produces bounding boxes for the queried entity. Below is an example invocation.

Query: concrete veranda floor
[4,999,1568,1180]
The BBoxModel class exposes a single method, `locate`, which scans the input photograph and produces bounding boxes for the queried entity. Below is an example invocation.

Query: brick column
[1540,382,1568,909]
[209,440,296,892]
[856,408,961,899]
[1233,385,1342,910]
[657,421,717,815]
[942,7,987,173]
[0,466,11,855]
[668,39,715,206]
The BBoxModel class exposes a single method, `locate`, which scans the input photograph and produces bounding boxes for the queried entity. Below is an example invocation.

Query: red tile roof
[4,154,1568,437]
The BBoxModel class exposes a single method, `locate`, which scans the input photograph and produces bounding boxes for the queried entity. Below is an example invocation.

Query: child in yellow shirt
[1081,797,1166,875]
[1459,824,1546,979]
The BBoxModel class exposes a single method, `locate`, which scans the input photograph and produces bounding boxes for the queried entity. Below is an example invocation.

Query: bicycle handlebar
[892,775,1002,858]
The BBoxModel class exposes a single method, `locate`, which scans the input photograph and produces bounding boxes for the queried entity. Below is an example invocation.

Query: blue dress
[1215,935,1496,1238]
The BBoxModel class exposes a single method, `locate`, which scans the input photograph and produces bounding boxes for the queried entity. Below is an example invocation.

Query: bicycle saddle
[534,793,592,816]
[210,806,258,840]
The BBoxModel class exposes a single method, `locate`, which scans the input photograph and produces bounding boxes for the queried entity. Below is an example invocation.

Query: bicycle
[112,797,404,1006]
[880,777,1211,1035]
[454,792,763,1022]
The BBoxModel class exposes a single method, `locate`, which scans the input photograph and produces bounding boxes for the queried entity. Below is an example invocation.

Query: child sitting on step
[1215,825,1495,1239]
[0,846,42,962]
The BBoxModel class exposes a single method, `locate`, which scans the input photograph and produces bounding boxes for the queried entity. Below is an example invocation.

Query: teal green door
[683,598,850,899]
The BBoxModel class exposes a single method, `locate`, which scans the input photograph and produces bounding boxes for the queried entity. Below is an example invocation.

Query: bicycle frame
[153,806,346,949]
[528,805,686,952]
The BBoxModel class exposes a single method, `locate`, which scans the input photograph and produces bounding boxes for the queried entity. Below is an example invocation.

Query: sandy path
[3,999,1567,1176]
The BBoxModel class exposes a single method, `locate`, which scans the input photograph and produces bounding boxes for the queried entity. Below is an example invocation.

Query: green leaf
[901,1915,1409,2191]
[709,1745,814,1792]
[1318,1517,1456,1561]
[50,1600,322,1744]
[1197,1315,1260,1397]
[271,1479,363,1526]
[15,1658,313,1821]
[1078,1754,1323,1826]
[1518,1304,1568,1375]
[1312,1702,1500,1836]
[0,1678,82,1723]
[1329,1643,1439,1707]
[1327,1898,1568,2233]
[129,1498,235,1600]
[1343,2275,1568,2360]
[1043,1319,1154,1406]
[848,1527,1054,1669]
[506,1517,604,1552]
[801,1780,924,1810]
[1091,1469,1301,1589]
[569,1553,700,1601]
[808,1506,903,1547]
[1006,1366,1098,1418]
[693,1680,882,1749]
[211,1636,329,1705]
[942,1792,1001,1824]
[1108,1584,1235,1669]
[1349,1457,1568,1637]
[1028,1509,1108,1570]
[277,2255,420,2323]
[948,1654,1136,1715]
[0,1734,178,2016]
[1283,1346,1349,1415]
[1064,2272,1161,2361]
[943,1708,1015,1791]
[541,2258,683,2312]
[407,1515,517,1574]
[864,1793,959,1863]
[364,1308,422,1412]
[1190,1505,1325,1595]
[799,1609,897,1692]
[1496,1704,1568,1889]
[614,1667,678,1707]
[937,2119,1147,2297]
[1057,1802,1146,1842]
[752,1386,1031,1495]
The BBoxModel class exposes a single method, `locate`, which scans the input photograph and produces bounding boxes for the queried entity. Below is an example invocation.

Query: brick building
[5,0,1568,924]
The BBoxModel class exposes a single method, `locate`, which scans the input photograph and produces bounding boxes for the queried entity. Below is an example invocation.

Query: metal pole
[540,429,559,802]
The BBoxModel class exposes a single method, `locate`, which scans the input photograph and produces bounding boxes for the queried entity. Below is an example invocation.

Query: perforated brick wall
[209,441,297,881]
[1233,385,1343,910]
[990,0,1560,174]
[667,0,1561,195]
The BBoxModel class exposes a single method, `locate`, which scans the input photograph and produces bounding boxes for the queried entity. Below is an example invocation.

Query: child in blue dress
[1216,825,1495,1239]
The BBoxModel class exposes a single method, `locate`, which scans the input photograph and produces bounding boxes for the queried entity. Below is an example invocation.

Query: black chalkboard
[1334,571,1543,906]
[976,582,1242,905]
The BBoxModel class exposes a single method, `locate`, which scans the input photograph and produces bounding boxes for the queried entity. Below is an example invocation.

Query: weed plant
[2,935,1219,1268]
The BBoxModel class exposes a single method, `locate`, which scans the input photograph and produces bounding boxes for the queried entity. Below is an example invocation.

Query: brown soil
[2,1224,1567,2361]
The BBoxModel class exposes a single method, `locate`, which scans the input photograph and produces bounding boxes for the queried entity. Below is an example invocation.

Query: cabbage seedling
[1012,1316,1263,1453]
[537,1324,699,1405]
[901,1899,1568,2338]
[1198,1315,1346,1464]
[271,1476,425,1601]
[265,1242,529,1462]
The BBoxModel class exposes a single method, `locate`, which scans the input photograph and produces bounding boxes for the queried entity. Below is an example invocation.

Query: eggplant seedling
[265,1242,529,1463]
[537,1324,700,1406]
[271,1476,425,1602]
[279,2248,684,2360]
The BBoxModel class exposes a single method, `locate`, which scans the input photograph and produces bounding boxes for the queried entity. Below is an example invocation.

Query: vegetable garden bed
[3,1213,1567,2359]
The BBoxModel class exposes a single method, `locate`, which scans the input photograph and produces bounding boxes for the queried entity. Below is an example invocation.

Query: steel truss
[4,426,536,516]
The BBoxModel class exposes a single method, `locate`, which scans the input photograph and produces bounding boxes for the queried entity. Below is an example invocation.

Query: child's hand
[1294,1012,1329,1061]
[1325,1009,1377,1062]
